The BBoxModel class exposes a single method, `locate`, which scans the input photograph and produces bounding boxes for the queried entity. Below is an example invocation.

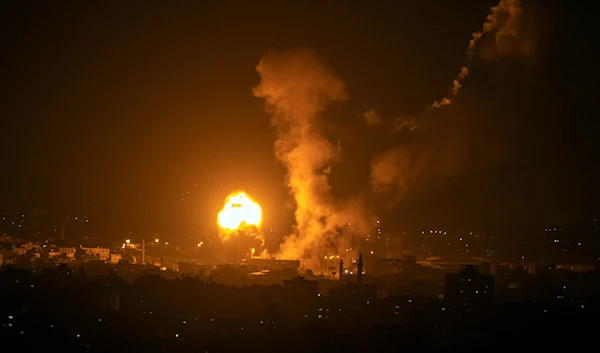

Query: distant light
[155,239,159,243]
[317,293,321,297]
[125,239,130,244]
[459,237,463,241]
[197,243,202,247]
[175,334,179,338]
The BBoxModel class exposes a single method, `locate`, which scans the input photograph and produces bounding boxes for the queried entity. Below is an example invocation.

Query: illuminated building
[81,247,110,262]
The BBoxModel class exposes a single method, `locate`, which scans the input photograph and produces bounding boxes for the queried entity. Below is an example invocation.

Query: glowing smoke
[370,0,530,202]
[431,0,523,108]
[253,47,370,272]
[363,109,382,126]
[393,115,418,133]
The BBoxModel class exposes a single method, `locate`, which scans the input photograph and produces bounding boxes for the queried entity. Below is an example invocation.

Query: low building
[444,264,494,306]
[59,247,77,258]
[81,247,111,261]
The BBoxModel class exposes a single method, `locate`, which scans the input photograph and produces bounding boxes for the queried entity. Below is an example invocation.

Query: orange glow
[217,191,262,231]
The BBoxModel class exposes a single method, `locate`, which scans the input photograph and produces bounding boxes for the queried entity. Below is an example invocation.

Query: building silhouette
[444,264,494,307]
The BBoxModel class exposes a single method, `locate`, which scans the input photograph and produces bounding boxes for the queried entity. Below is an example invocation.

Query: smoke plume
[371,0,530,202]
[431,0,523,108]
[253,47,370,273]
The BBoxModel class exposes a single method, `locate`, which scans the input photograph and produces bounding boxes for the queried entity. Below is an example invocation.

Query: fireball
[217,191,262,231]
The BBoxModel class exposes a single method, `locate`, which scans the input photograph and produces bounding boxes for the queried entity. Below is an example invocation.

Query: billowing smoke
[370,0,532,202]
[363,109,383,126]
[253,47,370,273]
[393,115,418,133]
[371,107,467,204]
[431,0,523,108]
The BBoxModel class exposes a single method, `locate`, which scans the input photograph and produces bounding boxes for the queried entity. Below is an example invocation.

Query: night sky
[1,0,598,243]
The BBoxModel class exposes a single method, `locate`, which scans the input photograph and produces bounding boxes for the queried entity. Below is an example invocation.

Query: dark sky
[1,0,598,243]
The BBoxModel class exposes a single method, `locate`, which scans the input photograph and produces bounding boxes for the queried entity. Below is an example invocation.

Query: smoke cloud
[363,109,382,126]
[393,115,418,133]
[253,47,370,273]
[218,227,265,263]
[431,0,523,108]
[371,0,530,202]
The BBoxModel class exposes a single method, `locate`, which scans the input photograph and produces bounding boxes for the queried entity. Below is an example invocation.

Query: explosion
[217,191,262,231]
[216,191,264,262]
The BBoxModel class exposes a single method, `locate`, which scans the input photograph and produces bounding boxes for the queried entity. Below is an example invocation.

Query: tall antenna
[142,239,146,265]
